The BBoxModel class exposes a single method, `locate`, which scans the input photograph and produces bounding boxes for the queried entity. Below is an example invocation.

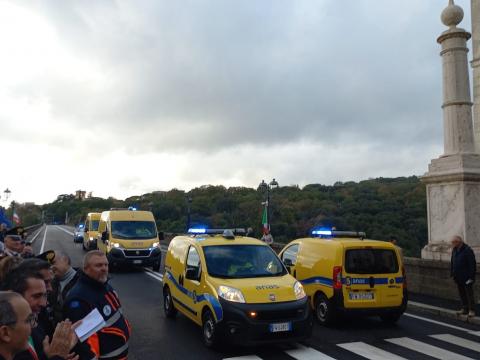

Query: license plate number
[133,260,142,264]
[349,292,374,300]
[269,322,292,333]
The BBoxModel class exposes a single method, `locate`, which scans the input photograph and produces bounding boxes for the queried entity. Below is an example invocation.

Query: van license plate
[133,260,142,264]
[349,292,374,300]
[269,322,292,333]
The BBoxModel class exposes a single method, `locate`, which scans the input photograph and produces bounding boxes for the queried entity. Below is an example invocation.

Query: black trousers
[456,282,475,312]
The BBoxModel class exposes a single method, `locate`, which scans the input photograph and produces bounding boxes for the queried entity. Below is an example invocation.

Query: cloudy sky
[0,0,474,204]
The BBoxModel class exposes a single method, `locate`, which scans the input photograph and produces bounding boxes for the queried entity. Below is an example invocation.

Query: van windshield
[91,220,99,231]
[111,221,157,240]
[345,249,399,274]
[203,245,287,279]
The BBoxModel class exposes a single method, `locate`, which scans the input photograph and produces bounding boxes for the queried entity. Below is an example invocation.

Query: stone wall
[404,257,480,301]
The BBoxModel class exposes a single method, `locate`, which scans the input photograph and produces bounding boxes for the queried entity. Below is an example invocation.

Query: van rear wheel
[315,293,336,326]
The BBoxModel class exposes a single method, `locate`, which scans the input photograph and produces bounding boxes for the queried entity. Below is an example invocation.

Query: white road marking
[40,226,48,253]
[431,334,480,352]
[144,271,163,282]
[223,357,262,360]
[338,342,406,360]
[29,226,44,244]
[404,313,477,333]
[469,331,480,336]
[386,337,475,360]
[55,226,74,236]
[285,344,336,360]
[144,268,164,279]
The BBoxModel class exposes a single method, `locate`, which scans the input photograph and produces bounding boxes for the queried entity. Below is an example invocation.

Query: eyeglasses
[25,313,37,327]
[0,313,36,328]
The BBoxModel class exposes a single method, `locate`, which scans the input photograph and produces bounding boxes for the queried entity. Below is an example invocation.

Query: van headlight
[218,285,245,303]
[293,281,306,300]
[89,237,94,241]
[112,243,121,248]
[151,242,159,248]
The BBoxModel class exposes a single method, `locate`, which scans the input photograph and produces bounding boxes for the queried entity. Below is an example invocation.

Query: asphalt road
[28,225,480,360]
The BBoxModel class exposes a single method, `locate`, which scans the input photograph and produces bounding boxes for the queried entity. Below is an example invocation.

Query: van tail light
[333,266,343,289]
[402,266,407,290]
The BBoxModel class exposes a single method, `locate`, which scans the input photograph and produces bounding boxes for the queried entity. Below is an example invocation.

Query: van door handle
[179,275,184,286]
[293,270,297,278]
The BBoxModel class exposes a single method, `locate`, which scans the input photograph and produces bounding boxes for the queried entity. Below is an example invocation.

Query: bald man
[0,292,33,360]
[451,235,477,317]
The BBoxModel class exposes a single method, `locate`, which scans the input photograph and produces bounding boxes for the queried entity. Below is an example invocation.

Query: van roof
[101,210,155,221]
[87,212,101,219]
[298,237,396,249]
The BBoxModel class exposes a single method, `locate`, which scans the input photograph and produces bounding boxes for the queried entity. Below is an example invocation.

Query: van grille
[256,308,304,321]
[123,249,151,257]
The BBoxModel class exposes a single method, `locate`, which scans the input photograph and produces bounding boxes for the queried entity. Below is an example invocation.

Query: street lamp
[258,178,279,236]
[3,188,11,203]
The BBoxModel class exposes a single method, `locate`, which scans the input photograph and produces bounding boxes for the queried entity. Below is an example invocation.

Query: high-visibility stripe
[105,293,117,310]
[109,291,121,307]
[104,309,122,327]
[86,333,101,357]
[101,328,127,342]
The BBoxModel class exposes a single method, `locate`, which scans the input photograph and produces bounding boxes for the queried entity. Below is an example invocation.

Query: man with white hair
[451,235,477,317]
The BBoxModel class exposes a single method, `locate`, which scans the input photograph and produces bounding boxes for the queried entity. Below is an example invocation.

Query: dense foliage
[11,176,428,257]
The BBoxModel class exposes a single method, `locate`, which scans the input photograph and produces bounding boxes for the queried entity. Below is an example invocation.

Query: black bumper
[217,297,313,346]
[107,247,161,267]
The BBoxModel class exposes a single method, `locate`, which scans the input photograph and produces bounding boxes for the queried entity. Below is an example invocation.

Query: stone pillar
[471,0,480,152]
[422,0,480,261]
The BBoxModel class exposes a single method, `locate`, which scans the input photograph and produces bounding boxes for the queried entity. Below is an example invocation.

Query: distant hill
[15,176,427,257]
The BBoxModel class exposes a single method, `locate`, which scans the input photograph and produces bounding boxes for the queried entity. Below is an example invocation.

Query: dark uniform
[64,271,131,360]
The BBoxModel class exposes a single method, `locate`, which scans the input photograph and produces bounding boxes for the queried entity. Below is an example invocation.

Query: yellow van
[97,208,162,271]
[162,228,312,348]
[83,212,101,251]
[279,229,407,326]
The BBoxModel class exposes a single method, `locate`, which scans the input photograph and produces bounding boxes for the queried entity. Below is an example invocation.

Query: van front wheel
[315,293,336,326]
[202,310,218,348]
[163,287,177,318]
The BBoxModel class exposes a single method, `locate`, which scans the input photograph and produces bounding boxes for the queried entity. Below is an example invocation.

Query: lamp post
[258,178,279,235]
[186,196,192,232]
[3,188,11,203]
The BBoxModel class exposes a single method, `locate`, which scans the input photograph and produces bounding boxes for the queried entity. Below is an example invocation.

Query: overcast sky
[0,0,474,204]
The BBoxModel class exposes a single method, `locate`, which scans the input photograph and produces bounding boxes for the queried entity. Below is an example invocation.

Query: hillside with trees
[11,176,427,257]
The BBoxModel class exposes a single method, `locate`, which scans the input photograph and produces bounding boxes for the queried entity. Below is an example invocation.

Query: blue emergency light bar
[311,229,332,236]
[187,228,246,236]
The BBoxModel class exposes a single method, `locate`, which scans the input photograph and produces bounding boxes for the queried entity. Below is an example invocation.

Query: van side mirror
[283,258,293,267]
[185,267,200,281]
[101,231,108,242]
[158,232,165,241]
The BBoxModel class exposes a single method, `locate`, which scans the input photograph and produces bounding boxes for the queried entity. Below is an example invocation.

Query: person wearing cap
[0,224,7,244]
[3,236,23,258]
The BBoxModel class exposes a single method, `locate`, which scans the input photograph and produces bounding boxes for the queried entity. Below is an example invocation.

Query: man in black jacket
[451,235,477,317]
[50,252,78,327]
[64,251,130,360]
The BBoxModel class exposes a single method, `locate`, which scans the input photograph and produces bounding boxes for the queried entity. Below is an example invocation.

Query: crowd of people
[0,226,130,360]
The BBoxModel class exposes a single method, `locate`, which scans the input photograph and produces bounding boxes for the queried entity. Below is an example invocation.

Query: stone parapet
[404,256,480,301]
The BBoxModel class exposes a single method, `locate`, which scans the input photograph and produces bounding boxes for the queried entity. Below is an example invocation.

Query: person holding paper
[64,251,130,360]
[4,271,79,360]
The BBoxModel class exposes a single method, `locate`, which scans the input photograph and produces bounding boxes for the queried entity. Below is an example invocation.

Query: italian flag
[261,204,269,235]
[13,211,21,225]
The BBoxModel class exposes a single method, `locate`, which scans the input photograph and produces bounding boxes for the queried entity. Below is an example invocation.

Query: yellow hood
[209,275,298,304]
